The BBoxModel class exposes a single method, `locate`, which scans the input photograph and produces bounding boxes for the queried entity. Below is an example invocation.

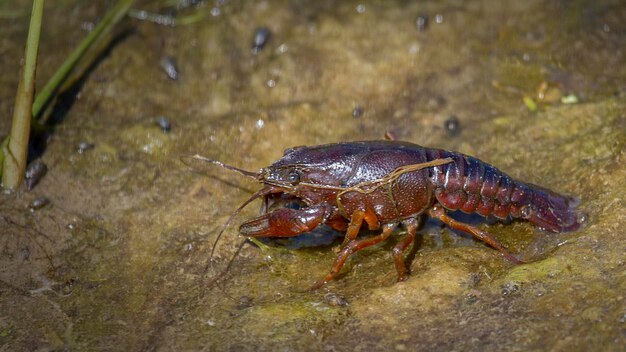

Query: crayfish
[196,140,581,288]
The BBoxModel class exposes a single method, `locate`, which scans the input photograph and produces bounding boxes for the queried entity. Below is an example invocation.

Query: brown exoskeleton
[195,140,581,288]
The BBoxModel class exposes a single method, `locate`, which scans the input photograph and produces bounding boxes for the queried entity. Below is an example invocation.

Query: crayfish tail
[524,184,582,233]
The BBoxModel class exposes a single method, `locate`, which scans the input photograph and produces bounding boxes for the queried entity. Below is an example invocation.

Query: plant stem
[2,0,45,189]
[0,0,136,181]
[32,0,135,120]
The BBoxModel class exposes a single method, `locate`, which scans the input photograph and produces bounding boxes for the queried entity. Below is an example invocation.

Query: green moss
[0,323,13,338]
[244,301,341,335]
[503,257,574,284]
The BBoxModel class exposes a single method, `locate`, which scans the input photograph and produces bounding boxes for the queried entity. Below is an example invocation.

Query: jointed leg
[341,210,365,246]
[427,205,524,264]
[341,209,381,246]
[392,217,419,282]
[312,223,397,289]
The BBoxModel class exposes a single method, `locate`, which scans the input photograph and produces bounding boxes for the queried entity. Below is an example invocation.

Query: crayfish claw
[239,205,326,238]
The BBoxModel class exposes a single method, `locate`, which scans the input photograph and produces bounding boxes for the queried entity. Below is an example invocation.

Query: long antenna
[206,186,275,274]
[181,154,260,179]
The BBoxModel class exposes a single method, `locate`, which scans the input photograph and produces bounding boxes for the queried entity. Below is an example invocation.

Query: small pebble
[60,279,74,295]
[160,56,179,80]
[416,15,429,31]
[501,282,521,296]
[276,43,288,54]
[324,292,348,307]
[155,116,171,133]
[25,159,47,191]
[77,141,95,154]
[29,196,49,211]
[251,27,271,55]
[469,272,481,286]
[236,296,253,310]
[464,293,478,304]
[444,115,461,136]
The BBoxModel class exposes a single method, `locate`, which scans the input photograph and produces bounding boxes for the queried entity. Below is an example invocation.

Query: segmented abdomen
[425,149,529,219]
[423,148,580,233]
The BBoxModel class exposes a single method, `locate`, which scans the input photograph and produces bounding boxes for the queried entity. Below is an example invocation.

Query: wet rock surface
[0,0,624,351]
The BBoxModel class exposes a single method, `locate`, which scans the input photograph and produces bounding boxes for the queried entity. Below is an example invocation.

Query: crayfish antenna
[206,187,275,274]
[180,154,260,179]
[200,239,247,296]
[181,154,273,284]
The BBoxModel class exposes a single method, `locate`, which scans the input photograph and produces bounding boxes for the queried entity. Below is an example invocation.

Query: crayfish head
[261,144,361,188]
[260,165,302,189]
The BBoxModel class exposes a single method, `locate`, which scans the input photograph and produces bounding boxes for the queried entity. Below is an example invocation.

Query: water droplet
[577,212,588,224]
[277,43,288,54]
[521,205,531,218]
[444,115,460,136]
[77,141,95,154]
[81,22,95,31]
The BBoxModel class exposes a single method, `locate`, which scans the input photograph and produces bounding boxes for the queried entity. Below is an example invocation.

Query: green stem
[32,0,135,120]
[2,0,45,190]
[1,0,136,182]
[0,138,9,178]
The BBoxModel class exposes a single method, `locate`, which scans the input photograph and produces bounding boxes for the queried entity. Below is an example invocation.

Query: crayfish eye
[287,170,301,184]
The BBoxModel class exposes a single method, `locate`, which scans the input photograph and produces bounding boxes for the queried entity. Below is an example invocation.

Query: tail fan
[524,184,581,233]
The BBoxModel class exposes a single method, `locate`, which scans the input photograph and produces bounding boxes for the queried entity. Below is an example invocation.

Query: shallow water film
[1,0,625,351]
